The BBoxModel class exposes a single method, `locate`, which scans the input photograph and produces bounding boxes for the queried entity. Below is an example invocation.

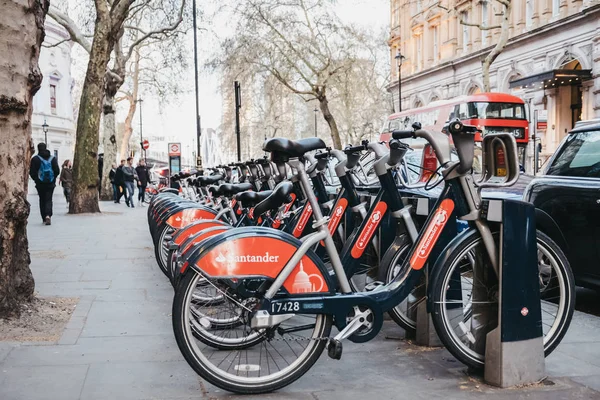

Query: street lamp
[395,51,406,113]
[135,98,145,163]
[42,119,49,145]
[314,107,318,137]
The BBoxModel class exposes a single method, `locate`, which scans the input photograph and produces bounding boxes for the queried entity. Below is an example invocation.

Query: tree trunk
[119,52,140,162]
[99,94,118,200]
[481,1,512,91]
[318,94,342,149]
[0,0,48,318]
[69,16,114,214]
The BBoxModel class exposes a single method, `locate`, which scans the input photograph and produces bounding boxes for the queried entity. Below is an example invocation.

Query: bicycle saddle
[263,137,326,159]
[235,190,273,208]
[216,182,254,197]
[253,181,294,217]
[196,174,223,187]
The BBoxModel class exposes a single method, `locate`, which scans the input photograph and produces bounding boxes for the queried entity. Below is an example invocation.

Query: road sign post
[168,143,181,187]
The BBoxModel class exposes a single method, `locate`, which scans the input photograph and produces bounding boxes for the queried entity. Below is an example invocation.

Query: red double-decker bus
[380,93,529,165]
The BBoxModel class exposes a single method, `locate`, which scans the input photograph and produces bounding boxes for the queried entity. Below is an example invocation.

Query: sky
[69,0,390,161]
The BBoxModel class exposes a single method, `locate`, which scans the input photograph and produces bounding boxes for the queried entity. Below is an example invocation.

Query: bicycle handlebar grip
[314,151,329,160]
[387,139,408,166]
[447,119,464,135]
[391,130,415,140]
[343,144,365,154]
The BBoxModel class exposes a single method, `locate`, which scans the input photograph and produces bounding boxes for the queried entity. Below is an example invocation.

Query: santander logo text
[215,251,280,264]
[293,203,313,238]
[409,199,455,270]
[351,202,387,259]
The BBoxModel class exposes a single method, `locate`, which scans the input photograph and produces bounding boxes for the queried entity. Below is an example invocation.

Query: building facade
[32,20,76,164]
[389,0,600,160]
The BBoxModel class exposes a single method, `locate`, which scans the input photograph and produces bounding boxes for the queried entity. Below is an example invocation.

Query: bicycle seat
[253,181,294,217]
[263,137,326,159]
[235,190,273,208]
[216,182,254,197]
[196,174,223,187]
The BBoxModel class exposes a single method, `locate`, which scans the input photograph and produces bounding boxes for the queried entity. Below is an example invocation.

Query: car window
[546,130,600,178]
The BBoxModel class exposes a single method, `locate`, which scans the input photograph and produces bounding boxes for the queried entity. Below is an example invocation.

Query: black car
[524,122,600,290]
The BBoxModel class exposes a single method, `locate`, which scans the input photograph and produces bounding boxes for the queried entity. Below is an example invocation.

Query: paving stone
[80,361,201,400]
[94,288,148,302]
[4,335,181,367]
[546,350,600,377]
[0,364,88,400]
[34,272,83,283]
[79,301,172,337]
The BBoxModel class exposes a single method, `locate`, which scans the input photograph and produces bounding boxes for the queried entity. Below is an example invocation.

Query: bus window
[468,102,526,119]
[389,119,400,131]
[458,103,468,119]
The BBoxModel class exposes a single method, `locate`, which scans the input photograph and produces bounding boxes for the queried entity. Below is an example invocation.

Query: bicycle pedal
[327,338,343,360]
[364,281,385,292]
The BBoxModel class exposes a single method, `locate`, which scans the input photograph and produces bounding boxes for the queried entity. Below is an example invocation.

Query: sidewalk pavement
[1,191,600,399]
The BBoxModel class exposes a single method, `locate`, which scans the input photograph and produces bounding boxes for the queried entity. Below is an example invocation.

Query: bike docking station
[475,133,545,387]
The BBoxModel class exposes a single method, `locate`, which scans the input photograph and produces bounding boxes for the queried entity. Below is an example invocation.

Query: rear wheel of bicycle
[173,270,333,394]
[430,230,574,369]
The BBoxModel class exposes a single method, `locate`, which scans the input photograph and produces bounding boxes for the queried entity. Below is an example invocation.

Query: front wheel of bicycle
[172,270,333,394]
[430,230,574,370]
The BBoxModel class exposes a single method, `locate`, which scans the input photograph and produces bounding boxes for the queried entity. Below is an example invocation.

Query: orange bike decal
[195,236,328,294]
[174,221,223,245]
[409,198,455,271]
[166,208,216,229]
[350,201,387,259]
[320,197,348,246]
[231,198,237,208]
[272,193,297,229]
[292,203,312,238]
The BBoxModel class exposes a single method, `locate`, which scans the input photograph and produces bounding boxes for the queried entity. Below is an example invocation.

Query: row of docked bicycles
[147,121,574,394]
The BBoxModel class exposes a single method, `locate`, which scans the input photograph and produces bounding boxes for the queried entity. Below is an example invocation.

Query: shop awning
[509,69,592,89]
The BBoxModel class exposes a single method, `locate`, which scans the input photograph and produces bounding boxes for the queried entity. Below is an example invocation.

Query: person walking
[109,163,118,203]
[135,159,150,207]
[59,160,73,205]
[122,157,138,208]
[114,160,126,204]
[29,143,60,225]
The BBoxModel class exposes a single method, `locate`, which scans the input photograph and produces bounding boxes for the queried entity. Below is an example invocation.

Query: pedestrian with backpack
[29,143,60,225]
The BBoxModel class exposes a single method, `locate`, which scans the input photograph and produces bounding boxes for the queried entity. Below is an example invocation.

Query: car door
[543,129,600,282]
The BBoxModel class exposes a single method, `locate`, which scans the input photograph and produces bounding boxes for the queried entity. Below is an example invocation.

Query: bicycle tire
[172,270,333,394]
[429,229,575,369]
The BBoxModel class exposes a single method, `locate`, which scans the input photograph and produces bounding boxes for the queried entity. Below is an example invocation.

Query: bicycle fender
[185,227,335,295]
[165,206,218,229]
[426,228,481,312]
[172,219,230,246]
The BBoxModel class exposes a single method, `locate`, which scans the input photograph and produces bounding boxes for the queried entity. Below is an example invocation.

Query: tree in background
[441,0,513,91]
[215,0,374,150]
[48,0,186,207]
[0,0,48,317]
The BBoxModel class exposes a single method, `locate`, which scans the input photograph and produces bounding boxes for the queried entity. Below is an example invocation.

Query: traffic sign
[168,142,181,156]
[196,156,203,168]
[142,139,150,150]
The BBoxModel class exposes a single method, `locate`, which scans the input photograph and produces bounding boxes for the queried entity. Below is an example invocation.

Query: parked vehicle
[380,92,530,165]
[524,122,600,290]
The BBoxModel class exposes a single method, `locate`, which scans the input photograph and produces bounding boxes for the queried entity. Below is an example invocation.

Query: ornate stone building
[389,0,600,157]
[32,20,76,163]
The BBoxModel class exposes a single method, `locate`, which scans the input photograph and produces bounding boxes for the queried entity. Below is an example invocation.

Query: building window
[432,25,439,62]
[461,11,470,53]
[50,84,57,114]
[526,0,533,27]
[416,34,423,70]
[481,1,488,45]
[552,0,559,17]
[54,150,59,159]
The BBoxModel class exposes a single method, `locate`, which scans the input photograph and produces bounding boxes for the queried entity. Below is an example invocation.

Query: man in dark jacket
[122,157,138,208]
[113,160,126,204]
[109,163,118,203]
[135,159,150,207]
[29,143,60,225]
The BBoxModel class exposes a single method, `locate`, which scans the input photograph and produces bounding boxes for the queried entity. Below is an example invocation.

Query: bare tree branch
[47,7,92,53]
